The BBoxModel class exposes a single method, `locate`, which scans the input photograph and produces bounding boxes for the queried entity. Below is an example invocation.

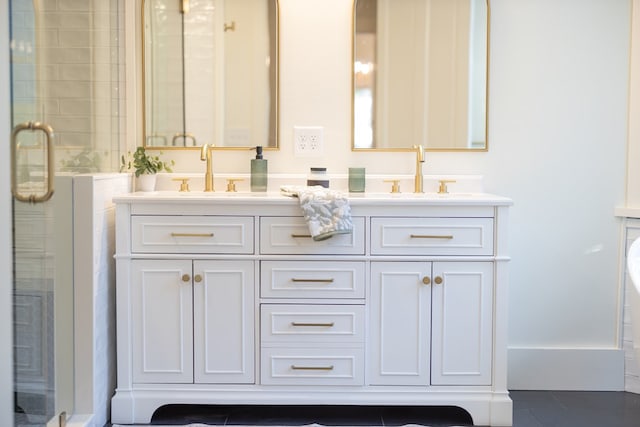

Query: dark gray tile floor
[104,391,640,426]
[510,390,640,427]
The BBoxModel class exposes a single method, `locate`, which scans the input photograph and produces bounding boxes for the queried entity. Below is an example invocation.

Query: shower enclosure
[8,0,124,425]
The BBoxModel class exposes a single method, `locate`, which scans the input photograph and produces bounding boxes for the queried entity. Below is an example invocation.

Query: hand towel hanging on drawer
[280,185,353,241]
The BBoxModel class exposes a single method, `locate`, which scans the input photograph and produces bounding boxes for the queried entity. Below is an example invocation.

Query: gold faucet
[413,144,425,193]
[200,143,216,192]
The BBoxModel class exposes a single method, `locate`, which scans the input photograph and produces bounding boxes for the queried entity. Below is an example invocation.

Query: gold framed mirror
[352,0,489,151]
[143,0,279,150]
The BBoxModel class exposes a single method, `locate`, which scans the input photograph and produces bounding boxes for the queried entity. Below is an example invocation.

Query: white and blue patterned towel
[280,185,353,241]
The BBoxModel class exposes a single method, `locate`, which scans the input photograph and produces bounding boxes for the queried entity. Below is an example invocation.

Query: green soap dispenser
[251,146,268,192]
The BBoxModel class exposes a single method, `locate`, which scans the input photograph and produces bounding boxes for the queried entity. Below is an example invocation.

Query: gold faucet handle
[226,178,244,192]
[437,179,456,194]
[172,177,191,192]
[413,144,425,162]
[384,179,401,194]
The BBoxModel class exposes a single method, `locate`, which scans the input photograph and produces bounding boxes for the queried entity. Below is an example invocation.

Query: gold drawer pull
[171,232,214,238]
[291,234,312,238]
[291,322,335,327]
[410,234,454,239]
[291,365,334,371]
[291,278,335,283]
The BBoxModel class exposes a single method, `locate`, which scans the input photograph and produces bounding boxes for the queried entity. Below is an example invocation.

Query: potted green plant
[120,146,174,191]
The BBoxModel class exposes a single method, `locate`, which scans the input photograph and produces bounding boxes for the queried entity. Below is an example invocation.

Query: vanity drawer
[371,217,493,256]
[260,261,365,299]
[260,216,365,255]
[260,347,364,386]
[131,215,254,254]
[261,304,365,344]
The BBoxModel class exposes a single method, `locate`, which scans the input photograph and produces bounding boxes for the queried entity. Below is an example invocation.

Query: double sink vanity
[116,0,507,423]
[111,175,513,426]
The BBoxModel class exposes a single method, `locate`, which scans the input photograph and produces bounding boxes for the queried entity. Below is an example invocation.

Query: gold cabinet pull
[410,234,454,239]
[181,274,191,282]
[291,234,312,238]
[171,232,214,238]
[291,278,335,283]
[434,276,443,285]
[194,274,203,283]
[422,276,431,285]
[291,322,335,327]
[291,365,334,371]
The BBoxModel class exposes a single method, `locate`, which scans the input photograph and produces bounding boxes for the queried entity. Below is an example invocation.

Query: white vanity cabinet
[430,261,494,386]
[193,259,255,384]
[369,215,495,387]
[129,258,255,385]
[370,261,493,386]
[112,194,512,426]
[130,259,194,384]
[369,261,432,386]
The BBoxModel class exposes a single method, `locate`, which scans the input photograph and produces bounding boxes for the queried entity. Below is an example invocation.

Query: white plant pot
[136,174,157,192]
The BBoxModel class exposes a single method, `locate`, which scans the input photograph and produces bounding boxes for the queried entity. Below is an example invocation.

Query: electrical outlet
[294,126,324,157]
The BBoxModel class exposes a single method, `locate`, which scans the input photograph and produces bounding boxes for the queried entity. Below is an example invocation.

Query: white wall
[134,0,631,389]
[627,0,640,206]
[490,0,628,389]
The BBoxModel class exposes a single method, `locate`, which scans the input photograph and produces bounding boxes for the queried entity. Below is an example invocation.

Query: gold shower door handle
[11,121,55,203]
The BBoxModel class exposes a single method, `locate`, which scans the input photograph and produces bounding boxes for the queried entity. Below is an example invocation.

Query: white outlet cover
[294,126,324,157]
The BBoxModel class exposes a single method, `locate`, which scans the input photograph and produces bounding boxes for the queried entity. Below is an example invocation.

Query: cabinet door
[131,260,193,384]
[194,260,255,383]
[431,262,493,385]
[369,262,431,385]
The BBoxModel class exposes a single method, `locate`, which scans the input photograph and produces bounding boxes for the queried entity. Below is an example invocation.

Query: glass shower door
[10,0,122,425]
[11,126,61,427]
[10,0,63,423]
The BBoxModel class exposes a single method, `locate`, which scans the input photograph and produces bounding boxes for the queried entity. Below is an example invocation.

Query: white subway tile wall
[73,173,131,425]
[11,0,124,174]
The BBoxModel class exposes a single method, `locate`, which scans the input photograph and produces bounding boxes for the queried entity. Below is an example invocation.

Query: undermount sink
[131,174,506,203]
[133,190,494,202]
[132,191,273,198]
[426,192,479,198]
[356,192,482,199]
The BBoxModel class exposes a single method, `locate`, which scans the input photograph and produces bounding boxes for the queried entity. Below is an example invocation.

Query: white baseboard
[65,413,93,427]
[508,347,625,390]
